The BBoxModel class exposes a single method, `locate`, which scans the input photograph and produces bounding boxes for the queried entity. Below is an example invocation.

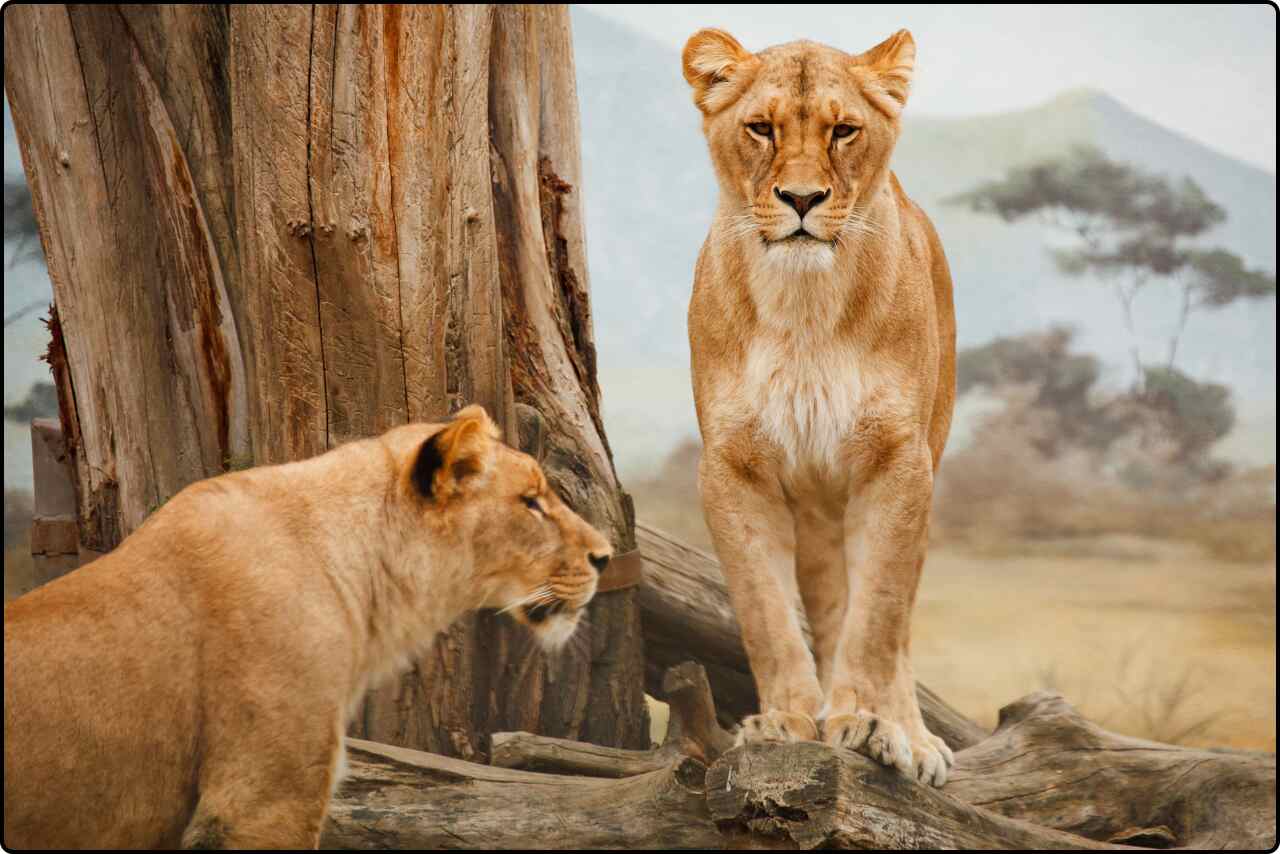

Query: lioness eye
[521,495,542,514]
[747,122,773,138]
[833,124,859,139]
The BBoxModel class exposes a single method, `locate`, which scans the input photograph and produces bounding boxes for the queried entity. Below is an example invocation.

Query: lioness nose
[774,186,830,218]
[588,552,610,574]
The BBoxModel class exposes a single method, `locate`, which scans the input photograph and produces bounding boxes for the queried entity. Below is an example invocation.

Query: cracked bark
[321,673,1274,850]
[5,3,647,757]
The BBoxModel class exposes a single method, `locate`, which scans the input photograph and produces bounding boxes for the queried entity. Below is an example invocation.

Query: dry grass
[914,545,1275,751]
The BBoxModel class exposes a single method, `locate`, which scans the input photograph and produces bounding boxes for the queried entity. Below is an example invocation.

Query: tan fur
[3,405,612,848]
[683,29,957,786]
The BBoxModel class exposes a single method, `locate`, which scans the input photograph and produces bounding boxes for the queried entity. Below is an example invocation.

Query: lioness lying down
[3,405,612,849]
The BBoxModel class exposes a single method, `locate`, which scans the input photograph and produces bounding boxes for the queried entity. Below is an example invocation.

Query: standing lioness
[683,29,957,786]
[4,405,612,849]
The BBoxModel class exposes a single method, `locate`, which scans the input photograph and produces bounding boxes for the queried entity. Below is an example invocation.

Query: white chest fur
[733,258,870,472]
[742,333,864,471]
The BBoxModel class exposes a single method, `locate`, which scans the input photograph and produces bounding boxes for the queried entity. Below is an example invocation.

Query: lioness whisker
[497,585,554,616]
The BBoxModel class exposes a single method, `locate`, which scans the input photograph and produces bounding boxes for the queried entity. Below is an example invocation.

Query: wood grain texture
[487,662,735,777]
[325,688,1273,849]
[323,746,723,850]
[229,4,330,465]
[6,2,647,757]
[706,741,1120,850]
[948,692,1277,850]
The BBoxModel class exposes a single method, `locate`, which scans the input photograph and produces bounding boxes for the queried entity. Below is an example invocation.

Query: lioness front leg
[699,450,822,744]
[823,441,953,787]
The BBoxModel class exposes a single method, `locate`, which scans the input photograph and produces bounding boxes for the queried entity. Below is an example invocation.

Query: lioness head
[396,405,612,650]
[682,28,915,272]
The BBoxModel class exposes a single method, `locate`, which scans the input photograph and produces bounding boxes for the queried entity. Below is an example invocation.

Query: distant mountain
[896,87,1276,266]
[569,9,1276,475]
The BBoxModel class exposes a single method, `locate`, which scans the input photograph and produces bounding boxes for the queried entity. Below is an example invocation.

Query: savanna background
[5,4,1276,751]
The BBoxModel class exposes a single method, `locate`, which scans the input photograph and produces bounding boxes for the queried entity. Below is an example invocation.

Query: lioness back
[4,405,613,849]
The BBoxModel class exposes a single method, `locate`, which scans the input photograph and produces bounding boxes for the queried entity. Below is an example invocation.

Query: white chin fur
[763,240,836,274]
[536,613,580,652]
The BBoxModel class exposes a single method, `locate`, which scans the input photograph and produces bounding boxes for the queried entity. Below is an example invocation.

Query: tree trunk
[3,2,648,758]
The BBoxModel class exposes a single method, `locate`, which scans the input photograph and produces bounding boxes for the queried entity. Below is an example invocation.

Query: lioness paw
[913,737,950,788]
[929,732,955,769]
[734,710,818,746]
[822,711,913,778]
[823,712,951,787]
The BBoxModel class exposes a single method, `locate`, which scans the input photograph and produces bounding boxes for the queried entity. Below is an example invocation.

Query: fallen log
[323,739,724,849]
[948,692,1277,850]
[491,661,736,776]
[707,741,1122,850]
[323,661,1275,850]
[489,731,675,778]
[635,520,989,751]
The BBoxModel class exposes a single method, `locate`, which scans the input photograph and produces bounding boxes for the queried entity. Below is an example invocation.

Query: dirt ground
[914,538,1276,750]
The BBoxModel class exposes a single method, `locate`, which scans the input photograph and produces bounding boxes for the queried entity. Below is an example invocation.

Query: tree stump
[3,2,648,758]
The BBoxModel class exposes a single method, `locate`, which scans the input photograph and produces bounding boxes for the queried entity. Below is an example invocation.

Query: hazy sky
[582,3,1277,172]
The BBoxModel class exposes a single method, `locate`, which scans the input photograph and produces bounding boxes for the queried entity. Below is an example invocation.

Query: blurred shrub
[938,328,1273,560]
[4,489,35,602]
[4,488,33,550]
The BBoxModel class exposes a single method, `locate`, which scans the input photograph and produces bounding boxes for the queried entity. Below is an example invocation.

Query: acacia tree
[4,4,648,757]
[949,145,1276,385]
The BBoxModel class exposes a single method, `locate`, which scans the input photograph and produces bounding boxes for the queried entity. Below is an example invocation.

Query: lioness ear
[682,28,755,114]
[850,29,915,118]
[410,406,498,501]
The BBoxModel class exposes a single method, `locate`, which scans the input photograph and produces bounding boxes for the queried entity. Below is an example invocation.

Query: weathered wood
[326,685,1274,850]
[323,740,724,850]
[489,731,677,778]
[5,3,647,759]
[636,522,988,751]
[707,741,1121,850]
[661,660,738,765]
[30,419,76,521]
[489,661,735,777]
[948,692,1277,850]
